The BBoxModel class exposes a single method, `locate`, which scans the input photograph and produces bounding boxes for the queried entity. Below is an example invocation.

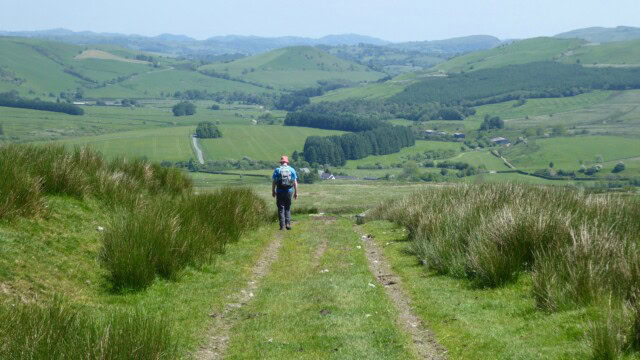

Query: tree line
[390,62,640,105]
[303,126,415,166]
[284,111,387,132]
[0,91,83,115]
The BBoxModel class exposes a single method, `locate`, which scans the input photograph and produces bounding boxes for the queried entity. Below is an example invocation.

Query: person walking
[272,155,298,230]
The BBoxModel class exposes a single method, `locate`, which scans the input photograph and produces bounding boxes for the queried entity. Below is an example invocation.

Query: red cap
[280,155,289,163]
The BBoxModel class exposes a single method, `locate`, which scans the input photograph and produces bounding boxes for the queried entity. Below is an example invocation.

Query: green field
[502,90,640,136]
[54,126,195,162]
[198,124,344,161]
[559,39,640,66]
[343,140,462,169]
[434,37,586,73]
[85,68,274,98]
[200,46,386,90]
[504,135,640,171]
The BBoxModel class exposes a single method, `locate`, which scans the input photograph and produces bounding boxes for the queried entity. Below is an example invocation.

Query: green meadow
[200,46,386,90]
[198,124,344,161]
[55,126,195,162]
[504,135,640,172]
[434,37,586,73]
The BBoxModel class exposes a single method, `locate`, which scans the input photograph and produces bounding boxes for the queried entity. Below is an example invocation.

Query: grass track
[224,217,417,359]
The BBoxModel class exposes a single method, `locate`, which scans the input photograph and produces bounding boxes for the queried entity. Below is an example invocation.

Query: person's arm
[293,180,298,199]
[272,169,278,197]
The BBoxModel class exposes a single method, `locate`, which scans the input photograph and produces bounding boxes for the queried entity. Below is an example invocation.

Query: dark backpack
[277,165,293,190]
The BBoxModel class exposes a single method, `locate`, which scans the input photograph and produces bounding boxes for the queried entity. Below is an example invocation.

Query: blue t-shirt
[272,165,297,193]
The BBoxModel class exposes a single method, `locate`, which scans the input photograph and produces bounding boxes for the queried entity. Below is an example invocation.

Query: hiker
[272,155,298,230]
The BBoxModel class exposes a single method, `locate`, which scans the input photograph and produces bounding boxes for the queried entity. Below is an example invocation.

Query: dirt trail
[196,232,284,360]
[356,226,447,360]
[309,216,335,267]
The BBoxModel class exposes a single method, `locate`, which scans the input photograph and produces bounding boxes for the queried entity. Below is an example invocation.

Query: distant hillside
[390,35,502,54]
[555,26,640,43]
[558,39,640,67]
[0,37,272,99]
[199,46,386,90]
[0,29,389,56]
[434,37,586,73]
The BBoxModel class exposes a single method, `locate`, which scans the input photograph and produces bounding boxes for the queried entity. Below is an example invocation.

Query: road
[192,135,204,165]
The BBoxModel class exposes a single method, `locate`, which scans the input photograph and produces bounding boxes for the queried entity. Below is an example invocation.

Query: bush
[172,101,196,116]
[0,297,177,359]
[613,162,626,173]
[195,121,222,138]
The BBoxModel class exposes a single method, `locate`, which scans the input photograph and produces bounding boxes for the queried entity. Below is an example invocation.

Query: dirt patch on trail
[312,238,328,268]
[196,232,284,360]
[356,227,447,360]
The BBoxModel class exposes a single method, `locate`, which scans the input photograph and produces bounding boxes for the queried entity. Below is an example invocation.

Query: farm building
[299,167,311,174]
[320,173,335,180]
[453,132,466,139]
[491,137,511,145]
[334,175,358,181]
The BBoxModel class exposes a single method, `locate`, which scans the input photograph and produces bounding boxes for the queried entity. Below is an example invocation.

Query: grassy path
[206,216,440,359]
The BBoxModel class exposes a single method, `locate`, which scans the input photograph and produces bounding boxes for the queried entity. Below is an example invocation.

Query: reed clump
[0,296,177,359]
[100,187,269,290]
[371,184,640,357]
[0,144,193,219]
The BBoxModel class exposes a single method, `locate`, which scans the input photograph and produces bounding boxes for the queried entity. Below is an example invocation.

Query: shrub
[195,121,222,138]
[613,162,626,173]
[172,101,196,116]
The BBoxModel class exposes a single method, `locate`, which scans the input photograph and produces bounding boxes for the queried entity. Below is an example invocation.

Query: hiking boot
[286,224,292,230]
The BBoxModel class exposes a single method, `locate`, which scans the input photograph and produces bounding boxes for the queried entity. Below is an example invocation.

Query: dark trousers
[276,191,292,228]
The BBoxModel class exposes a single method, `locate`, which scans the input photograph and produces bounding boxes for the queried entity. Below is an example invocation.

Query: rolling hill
[558,39,640,66]
[555,26,640,43]
[433,37,587,73]
[199,46,386,90]
[0,37,277,99]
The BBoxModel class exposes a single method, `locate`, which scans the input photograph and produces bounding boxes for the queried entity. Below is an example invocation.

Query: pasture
[434,37,586,73]
[503,135,640,172]
[55,126,195,162]
[200,46,386,90]
[343,140,462,169]
[198,124,343,161]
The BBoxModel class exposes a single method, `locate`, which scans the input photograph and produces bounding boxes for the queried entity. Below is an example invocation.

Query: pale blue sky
[2,0,640,41]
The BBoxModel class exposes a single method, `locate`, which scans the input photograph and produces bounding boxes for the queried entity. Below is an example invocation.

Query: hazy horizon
[2,0,640,42]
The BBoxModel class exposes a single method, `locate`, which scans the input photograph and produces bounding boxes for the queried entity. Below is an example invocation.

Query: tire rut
[356,226,447,360]
[195,232,284,360]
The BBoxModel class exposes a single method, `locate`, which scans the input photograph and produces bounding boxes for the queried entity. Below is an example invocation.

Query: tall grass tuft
[371,184,640,303]
[101,187,268,290]
[0,144,193,219]
[0,147,44,219]
[0,297,176,359]
[371,184,640,357]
